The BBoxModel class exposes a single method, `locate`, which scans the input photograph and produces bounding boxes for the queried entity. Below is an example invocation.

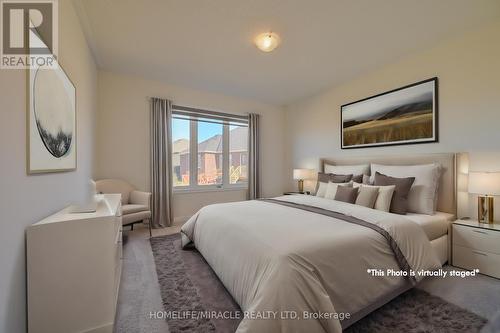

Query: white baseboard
[83,322,113,333]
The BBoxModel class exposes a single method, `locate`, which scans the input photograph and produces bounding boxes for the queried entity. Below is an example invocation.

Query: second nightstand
[452,219,500,279]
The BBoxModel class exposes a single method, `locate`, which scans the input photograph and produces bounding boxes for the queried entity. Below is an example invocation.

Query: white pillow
[316,182,328,198]
[370,163,441,215]
[353,182,396,212]
[324,182,351,200]
[324,164,370,176]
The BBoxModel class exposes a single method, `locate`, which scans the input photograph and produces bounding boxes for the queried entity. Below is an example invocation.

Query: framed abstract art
[27,30,76,173]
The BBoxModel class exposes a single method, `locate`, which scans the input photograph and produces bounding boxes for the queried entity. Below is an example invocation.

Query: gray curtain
[150,97,173,227]
[248,113,260,200]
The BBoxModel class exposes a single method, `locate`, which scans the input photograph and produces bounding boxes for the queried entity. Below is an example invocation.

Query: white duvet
[181,195,441,333]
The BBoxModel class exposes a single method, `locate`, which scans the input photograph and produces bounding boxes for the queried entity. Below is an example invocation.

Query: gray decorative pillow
[374,172,415,215]
[315,172,353,193]
[370,163,442,215]
[355,186,379,208]
[331,173,353,183]
[351,174,363,183]
[334,186,359,204]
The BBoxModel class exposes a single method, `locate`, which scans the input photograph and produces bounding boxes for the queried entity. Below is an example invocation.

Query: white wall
[95,71,286,221]
[285,21,500,192]
[0,1,97,331]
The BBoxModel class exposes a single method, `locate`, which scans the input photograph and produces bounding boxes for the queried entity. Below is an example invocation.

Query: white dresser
[27,194,123,333]
[452,219,500,279]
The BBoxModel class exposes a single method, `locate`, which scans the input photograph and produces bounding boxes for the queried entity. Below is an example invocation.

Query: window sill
[173,186,248,194]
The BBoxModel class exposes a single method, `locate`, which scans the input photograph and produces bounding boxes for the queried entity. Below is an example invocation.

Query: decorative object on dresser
[293,168,314,193]
[96,179,152,236]
[452,219,500,279]
[468,171,500,223]
[341,77,438,149]
[26,194,122,333]
[69,179,98,213]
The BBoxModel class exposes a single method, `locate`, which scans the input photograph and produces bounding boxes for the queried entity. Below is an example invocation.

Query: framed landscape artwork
[341,78,438,149]
[27,30,76,174]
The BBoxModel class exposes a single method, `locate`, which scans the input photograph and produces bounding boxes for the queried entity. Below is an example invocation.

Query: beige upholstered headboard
[320,153,457,215]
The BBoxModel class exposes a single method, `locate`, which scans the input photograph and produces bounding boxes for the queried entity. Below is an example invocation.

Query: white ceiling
[75,0,500,106]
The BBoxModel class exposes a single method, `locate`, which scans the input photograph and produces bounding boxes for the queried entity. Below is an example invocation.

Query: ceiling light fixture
[254,32,280,52]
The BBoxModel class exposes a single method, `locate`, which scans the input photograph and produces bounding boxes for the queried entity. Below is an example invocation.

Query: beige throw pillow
[324,182,352,200]
[316,182,329,198]
[353,182,395,212]
[355,186,379,208]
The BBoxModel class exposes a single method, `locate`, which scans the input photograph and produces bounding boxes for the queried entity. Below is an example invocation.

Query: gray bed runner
[260,198,417,284]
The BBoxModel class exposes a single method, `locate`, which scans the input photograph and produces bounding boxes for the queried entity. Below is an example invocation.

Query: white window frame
[172,114,248,193]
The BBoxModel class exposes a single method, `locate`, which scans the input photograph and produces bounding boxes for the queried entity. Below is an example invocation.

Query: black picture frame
[340,77,438,149]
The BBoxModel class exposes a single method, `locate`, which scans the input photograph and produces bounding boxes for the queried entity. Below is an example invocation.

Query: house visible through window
[172,106,248,190]
[229,125,248,184]
[172,118,190,187]
[197,119,222,185]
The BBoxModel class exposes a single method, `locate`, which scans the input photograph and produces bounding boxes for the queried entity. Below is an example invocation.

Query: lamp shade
[293,169,313,180]
[468,172,500,195]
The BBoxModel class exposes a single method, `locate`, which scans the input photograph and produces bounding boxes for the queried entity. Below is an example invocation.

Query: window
[171,106,248,191]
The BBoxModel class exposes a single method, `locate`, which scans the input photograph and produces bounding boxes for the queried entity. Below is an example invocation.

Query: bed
[181,153,461,333]
[406,212,455,265]
[320,153,459,268]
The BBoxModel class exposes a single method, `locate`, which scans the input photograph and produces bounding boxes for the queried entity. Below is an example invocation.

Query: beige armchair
[95,179,152,236]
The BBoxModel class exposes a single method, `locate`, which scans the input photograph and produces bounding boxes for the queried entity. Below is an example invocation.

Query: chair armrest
[129,190,151,209]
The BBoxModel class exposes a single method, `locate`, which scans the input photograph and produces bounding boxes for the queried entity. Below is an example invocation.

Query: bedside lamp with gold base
[293,169,314,193]
[468,171,500,224]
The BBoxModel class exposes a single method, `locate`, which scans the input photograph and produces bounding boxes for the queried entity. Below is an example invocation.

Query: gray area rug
[150,233,240,333]
[150,233,487,333]
[344,288,487,333]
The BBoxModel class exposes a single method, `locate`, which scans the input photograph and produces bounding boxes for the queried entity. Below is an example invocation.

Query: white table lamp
[468,171,500,223]
[293,169,314,193]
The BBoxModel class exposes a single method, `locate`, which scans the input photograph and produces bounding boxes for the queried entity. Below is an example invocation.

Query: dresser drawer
[453,245,500,278]
[453,224,500,255]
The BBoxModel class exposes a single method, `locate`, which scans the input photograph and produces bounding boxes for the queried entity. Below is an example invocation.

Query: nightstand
[452,219,500,279]
[283,191,310,195]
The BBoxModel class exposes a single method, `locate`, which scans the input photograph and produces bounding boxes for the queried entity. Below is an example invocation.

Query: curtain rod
[172,116,248,127]
[173,110,248,123]
[148,97,249,120]
[172,105,248,120]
